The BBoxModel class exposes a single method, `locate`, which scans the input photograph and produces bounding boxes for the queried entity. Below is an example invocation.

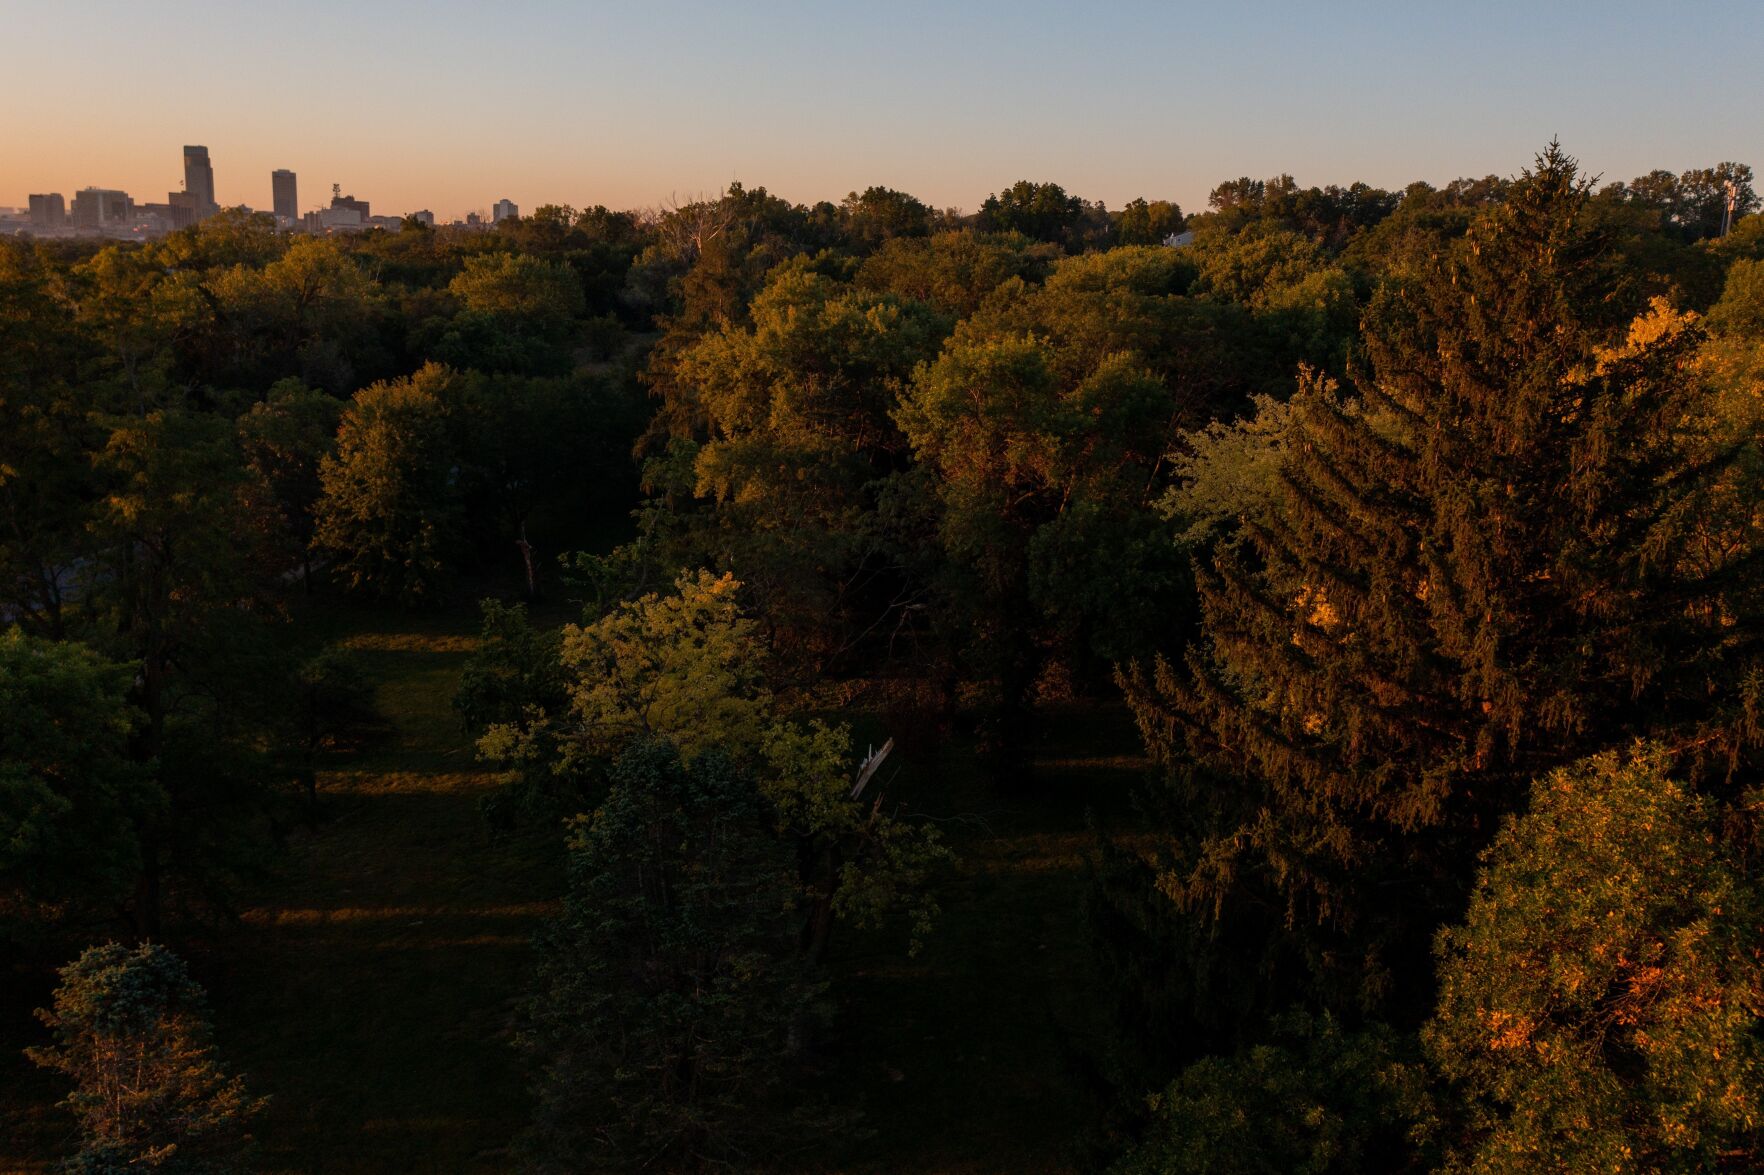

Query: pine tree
[27,942,266,1174]
[1120,144,1764,1023]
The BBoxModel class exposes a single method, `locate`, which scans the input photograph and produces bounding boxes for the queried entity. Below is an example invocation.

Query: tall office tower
[272,169,298,221]
[28,193,66,227]
[493,198,518,223]
[183,145,217,214]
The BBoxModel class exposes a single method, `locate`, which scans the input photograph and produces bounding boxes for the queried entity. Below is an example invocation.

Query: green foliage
[1197,174,1402,248]
[1114,198,1185,246]
[0,632,151,940]
[1699,257,1764,414]
[313,363,462,604]
[1424,747,1764,1172]
[856,229,1056,316]
[978,180,1087,245]
[201,234,384,393]
[441,368,638,579]
[27,942,266,1174]
[1113,1014,1430,1175]
[758,719,946,956]
[675,257,950,661]
[895,246,1235,727]
[428,252,586,375]
[1182,222,1358,372]
[485,571,949,951]
[236,380,340,577]
[555,570,770,760]
[839,185,935,248]
[1707,256,1764,337]
[288,646,378,816]
[1603,162,1758,243]
[454,599,567,736]
[519,740,838,1172]
[1119,144,1764,1027]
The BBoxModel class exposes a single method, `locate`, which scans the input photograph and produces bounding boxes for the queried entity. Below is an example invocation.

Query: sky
[4,0,1761,222]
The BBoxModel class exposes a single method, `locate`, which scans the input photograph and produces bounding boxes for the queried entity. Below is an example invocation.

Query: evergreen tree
[1118,144,1764,1026]
[27,942,266,1174]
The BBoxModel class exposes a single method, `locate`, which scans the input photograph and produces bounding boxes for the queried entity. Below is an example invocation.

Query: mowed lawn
[0,596,1146,1174]
[215,603,565,1174]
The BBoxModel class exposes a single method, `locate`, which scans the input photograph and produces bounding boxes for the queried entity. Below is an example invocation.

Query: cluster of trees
[1093,148,1764,1170]
[463,146,1764,1170]
[5,145,1764,1170]
[0,208,649,1167]
[0,208,646,955]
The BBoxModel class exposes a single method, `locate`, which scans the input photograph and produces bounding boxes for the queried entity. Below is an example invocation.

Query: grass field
[0,594,1146,1173]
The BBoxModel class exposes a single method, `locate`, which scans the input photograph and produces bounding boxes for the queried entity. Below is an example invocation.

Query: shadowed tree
[0,632,152,944]
[27,942,266,1174]
[519,740,840,1172]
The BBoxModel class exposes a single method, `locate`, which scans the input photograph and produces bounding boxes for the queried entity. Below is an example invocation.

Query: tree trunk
[516,523,538,601]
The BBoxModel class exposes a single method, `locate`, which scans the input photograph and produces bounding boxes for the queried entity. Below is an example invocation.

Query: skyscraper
[272,169,298,221]
[183,145,216,215]
[493,198,518,223]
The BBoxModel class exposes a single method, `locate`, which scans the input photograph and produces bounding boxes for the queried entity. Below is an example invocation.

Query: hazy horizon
[5,0,1761,220]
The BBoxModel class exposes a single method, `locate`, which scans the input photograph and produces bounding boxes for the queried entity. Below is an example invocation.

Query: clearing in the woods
[1,591,1146,1174]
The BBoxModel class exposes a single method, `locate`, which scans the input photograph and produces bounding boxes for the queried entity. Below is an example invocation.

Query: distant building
[330,188,370,218]
[28,193,65,228]
[131,204,182,235]
[307,206,365,232]
[465,211,483,228]
[71,187,131,228]
[140,201,196,231]
[183,145,217,215]
[165,190,203,227]
[492,198,517,223]
[272,169,298,221]
[1163,230,1196,248]
[409,209,435,228]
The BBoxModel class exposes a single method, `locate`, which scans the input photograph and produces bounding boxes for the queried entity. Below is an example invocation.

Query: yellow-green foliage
[558,570,770,759]
[546,571,949,950]
[1425,746,1764,1172]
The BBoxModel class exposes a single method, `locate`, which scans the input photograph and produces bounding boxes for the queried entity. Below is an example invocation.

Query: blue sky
[4,0,1760,220]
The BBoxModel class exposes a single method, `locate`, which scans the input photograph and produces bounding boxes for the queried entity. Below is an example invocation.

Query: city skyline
[2,0,1759,221]
[15,142,525,236]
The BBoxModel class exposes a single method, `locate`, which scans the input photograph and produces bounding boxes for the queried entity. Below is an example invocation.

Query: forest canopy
[3,146,1763,1173]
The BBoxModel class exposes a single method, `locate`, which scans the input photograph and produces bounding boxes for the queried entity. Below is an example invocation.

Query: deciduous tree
[27,942,266,1173]
[313,363,462,604]
[519,740,837,1172]
[1425,748,1764,1171]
